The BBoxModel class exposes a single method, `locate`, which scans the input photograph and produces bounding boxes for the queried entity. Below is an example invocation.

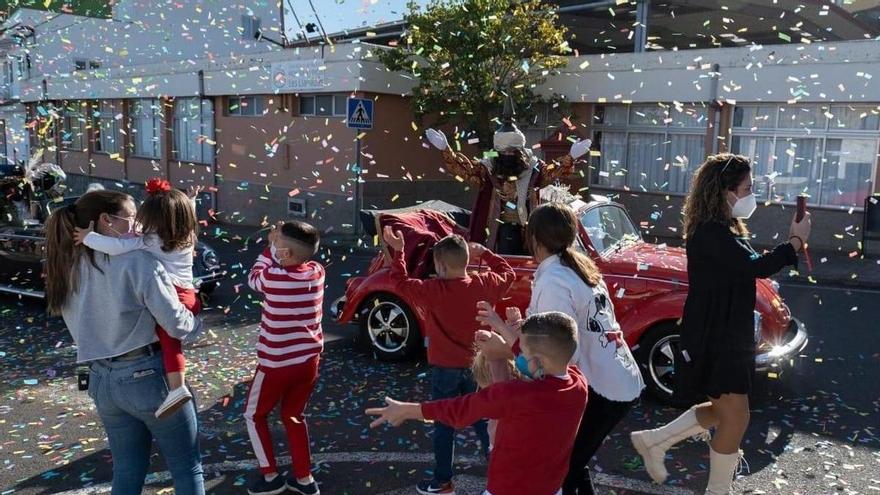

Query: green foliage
[0,0,111,19]
[377,0,571,146]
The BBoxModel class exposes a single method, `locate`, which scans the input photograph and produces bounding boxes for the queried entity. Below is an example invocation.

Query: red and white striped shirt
[248,248,325,368]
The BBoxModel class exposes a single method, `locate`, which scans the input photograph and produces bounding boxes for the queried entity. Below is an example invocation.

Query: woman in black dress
[630,154,811,494]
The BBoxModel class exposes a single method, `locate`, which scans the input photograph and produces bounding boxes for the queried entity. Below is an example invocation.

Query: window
[93,100,119,154]
[3,60,13,85]
[62,102,86,151]
[591,103,707,193]
[173,97,214,164]
[131,99,162,158]
[227,95,264,116]
[0,120,7,165]
[287,197,306,217]
[299,94,348,116]
[580,205,640,254]
[16,56,28,80]
[74,60,99,71]
[730,103,879,208]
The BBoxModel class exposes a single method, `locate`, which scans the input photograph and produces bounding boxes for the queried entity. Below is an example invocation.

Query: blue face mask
[515,354,541,380]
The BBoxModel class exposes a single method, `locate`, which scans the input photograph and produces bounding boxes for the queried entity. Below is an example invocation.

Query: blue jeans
[88,352,204,495]
[431,366,490,483]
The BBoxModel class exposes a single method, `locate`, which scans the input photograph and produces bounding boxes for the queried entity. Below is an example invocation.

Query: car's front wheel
[360,294,422,361]
[635,323,693,407]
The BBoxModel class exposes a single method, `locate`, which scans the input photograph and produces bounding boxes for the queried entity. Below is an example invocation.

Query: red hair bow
[145,177,172,195]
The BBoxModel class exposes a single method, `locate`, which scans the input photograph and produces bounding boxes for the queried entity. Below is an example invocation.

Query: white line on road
[50,451,694,495]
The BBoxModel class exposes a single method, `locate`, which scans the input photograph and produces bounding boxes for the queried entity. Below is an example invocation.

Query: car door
[0,223,46,297]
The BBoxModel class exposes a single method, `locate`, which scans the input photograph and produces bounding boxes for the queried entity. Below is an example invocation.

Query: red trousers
[156,285,201,374]
[244,357,320,478]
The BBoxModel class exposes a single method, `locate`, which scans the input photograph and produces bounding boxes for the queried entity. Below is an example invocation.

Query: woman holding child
[475,201,644,495]
[45,190,204,494]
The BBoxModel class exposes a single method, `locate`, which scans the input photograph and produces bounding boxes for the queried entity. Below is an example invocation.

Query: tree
[377,0,571,148]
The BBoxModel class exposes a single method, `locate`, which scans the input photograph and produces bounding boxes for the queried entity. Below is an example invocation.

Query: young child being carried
[366,311,589,495]
[244,220,324,495]
[382,226,515,495]
[73,178,201,419]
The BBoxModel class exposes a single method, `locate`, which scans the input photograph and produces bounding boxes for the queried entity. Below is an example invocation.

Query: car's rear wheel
[635,323,695,407]
[360,294,422,362]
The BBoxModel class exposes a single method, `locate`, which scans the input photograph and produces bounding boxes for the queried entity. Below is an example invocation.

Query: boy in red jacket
[382,226,516,495]
[366,311,589,495]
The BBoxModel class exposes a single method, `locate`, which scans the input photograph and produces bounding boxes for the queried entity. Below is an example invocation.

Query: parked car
[332,196,809,405]
[0,196,225,299]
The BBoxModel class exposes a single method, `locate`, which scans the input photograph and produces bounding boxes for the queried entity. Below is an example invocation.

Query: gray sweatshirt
[61,250,202,363]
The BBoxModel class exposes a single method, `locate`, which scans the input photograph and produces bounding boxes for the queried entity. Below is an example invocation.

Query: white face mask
[730,192,757,219]
[270,243,289,263]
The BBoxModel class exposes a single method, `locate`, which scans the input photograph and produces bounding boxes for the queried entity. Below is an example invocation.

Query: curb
[779,279,880,292]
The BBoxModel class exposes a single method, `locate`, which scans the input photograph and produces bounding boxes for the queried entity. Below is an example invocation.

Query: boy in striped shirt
[245,220,324,495]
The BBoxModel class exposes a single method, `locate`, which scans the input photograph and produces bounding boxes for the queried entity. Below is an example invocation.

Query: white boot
[705,447,742,494]
[630,407,709,483]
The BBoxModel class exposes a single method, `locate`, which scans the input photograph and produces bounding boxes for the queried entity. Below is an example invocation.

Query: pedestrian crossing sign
[346,97,374,130]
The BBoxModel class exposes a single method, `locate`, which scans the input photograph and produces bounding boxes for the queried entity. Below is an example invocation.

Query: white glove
[569,139,592,160]
[425,128,449,151]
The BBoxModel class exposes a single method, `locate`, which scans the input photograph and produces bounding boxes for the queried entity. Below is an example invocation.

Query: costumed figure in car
[424,97,591,254]
[0,149,66,225]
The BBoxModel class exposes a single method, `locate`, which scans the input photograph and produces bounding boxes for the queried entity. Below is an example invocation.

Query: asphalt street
[0,227,878,494]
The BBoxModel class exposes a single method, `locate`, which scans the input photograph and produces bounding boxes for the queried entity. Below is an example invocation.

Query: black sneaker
[416,479,455,495]
[247,475,287,495]
[286,477,320,495]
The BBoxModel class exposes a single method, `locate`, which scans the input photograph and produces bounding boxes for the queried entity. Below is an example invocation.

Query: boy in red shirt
[366,311,589,495]
[245,221,324,495]
[383,226,515,494]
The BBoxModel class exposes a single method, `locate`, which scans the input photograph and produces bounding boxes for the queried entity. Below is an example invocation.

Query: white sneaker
[155,386,192,419]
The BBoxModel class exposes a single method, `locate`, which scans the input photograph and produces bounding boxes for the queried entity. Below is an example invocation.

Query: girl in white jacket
[477,202,644,495]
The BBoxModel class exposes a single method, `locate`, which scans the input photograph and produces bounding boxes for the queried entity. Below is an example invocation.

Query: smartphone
[796,195,807,223]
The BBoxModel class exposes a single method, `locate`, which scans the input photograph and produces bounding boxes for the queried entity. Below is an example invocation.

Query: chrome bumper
[194,269,226,287]
[755,317,808,369]
[330,295,346,320]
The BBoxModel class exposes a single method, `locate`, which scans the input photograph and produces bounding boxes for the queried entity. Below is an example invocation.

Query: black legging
[563,386,636,495]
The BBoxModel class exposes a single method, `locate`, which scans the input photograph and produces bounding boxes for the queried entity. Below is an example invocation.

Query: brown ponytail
[526,202,602,288]
[45,190,133,315]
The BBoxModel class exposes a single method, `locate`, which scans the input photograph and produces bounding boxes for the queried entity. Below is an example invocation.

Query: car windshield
[580,204,641,254]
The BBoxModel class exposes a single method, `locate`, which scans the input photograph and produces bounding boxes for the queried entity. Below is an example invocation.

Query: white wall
[542,39,880,104]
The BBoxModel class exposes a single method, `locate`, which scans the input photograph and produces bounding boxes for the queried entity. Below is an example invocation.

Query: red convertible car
[332,196,808,404]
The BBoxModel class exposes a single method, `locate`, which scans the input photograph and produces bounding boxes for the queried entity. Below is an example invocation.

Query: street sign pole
[354,132,361,236]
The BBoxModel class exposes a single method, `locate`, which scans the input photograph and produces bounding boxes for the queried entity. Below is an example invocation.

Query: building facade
[2,1,879,253]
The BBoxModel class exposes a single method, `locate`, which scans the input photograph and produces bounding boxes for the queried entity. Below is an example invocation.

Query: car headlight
[202,249,219,268]
[753,311,763,343]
